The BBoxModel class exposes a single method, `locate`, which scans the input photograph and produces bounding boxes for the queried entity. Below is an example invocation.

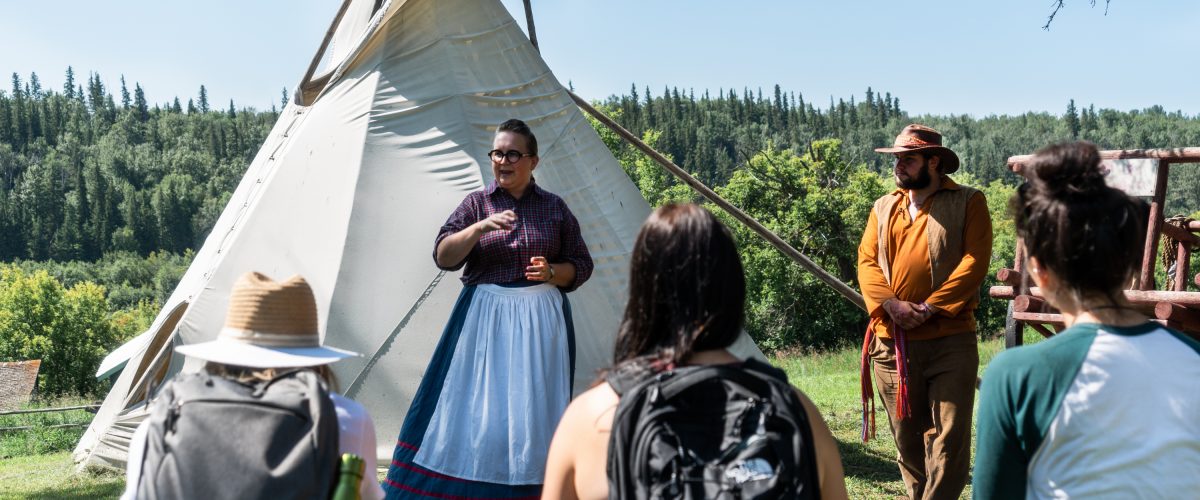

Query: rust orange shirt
[857,179,992,340]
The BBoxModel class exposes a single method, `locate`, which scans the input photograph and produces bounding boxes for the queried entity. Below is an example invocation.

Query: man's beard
[896,162,932,190]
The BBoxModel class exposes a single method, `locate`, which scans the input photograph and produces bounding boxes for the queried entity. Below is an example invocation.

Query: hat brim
[175,340,359,368]
[874,145,960,174]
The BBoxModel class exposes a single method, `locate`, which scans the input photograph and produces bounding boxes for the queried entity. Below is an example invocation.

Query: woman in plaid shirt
[383,118,593,498]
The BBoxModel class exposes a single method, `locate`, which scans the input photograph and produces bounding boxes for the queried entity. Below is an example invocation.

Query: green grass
[774,329,1044,499]
[0,452,124,499]
[0,451,386,500]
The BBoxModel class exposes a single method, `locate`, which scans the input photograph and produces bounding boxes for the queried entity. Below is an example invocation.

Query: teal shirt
[973,322,1200,499]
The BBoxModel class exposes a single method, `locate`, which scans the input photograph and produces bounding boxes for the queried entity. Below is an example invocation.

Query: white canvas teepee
[76,0,761,469]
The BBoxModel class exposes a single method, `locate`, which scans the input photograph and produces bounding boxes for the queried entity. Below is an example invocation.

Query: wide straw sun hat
[175,272,358,368]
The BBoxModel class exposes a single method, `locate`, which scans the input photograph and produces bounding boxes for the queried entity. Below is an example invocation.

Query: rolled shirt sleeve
[432,193,482,271]
[857,208,897,319]
[555,201,592,292]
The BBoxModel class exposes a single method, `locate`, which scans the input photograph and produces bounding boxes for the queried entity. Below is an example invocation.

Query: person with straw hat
[121,272,384,500]
[857,124,992,499]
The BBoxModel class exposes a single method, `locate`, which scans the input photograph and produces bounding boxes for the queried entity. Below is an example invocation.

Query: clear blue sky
[1,1,1196,117]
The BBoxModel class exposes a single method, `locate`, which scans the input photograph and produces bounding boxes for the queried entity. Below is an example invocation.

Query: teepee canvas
[76,0,761,468]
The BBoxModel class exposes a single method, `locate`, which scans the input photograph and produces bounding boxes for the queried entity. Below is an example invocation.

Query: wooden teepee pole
[522,0,539,51]
[569,91,866,311]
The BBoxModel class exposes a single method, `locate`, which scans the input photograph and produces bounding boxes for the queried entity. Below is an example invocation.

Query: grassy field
[776,330,1041,499]
[0,332,1040,499]
[0,396,123,499]
[0,452,124,499]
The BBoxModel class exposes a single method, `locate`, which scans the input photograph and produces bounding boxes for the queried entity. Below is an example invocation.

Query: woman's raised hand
[477,210,517,233]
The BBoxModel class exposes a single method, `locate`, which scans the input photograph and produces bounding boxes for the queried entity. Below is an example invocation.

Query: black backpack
[605,358,820,500]
[135,370,340,500]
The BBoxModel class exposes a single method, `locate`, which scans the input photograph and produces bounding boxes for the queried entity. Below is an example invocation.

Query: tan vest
[873,183,979,291]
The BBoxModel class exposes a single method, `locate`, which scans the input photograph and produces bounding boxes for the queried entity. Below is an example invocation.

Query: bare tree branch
[1043,0,1112,30]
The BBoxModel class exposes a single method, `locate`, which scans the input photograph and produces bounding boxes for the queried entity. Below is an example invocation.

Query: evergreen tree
[228,99,237,118]
[197,85,209,113]
[26,75,44,141]
[0,99,11,146]
[1081,104,1099,134]
[10,73,28,149]
[172,97,183,114]
[64,66,76,99]
[1065,99,1081,139]
[29,72,42,98]
[120,76,131,108]
[133,83,149,122]
[87,72,106,113]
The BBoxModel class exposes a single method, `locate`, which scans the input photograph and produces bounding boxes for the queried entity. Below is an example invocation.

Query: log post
[1027,322,1058,339]
[1012,312,1065,327]
[996,268,1022,287]
[1139,160,1171,290]
[989,286,1200,306]
[1175,242,1191,292]
[1015,239,1030,295]
[1013,295,1045,313]
[1155,302,1200,331]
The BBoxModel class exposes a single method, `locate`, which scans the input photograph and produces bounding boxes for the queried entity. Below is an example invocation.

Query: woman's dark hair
[497,118,538,156]
[1010,141,1147,306]
[613,203,746,366]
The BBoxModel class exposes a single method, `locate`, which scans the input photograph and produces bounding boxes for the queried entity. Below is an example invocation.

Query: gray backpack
[135,370,339,499]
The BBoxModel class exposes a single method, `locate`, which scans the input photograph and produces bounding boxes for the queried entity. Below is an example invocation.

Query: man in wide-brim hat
[856,124,993,499]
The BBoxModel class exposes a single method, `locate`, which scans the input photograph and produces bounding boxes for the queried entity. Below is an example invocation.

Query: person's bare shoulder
[564,382,619,432]
[545,382,620,500]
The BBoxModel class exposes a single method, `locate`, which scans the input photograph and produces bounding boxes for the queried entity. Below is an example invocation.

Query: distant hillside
[3,70,1198,351]
[3,70,1198,264]
[596,84,1200,212]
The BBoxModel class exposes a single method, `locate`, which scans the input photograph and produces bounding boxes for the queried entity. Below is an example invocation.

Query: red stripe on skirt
[384,479,540,500]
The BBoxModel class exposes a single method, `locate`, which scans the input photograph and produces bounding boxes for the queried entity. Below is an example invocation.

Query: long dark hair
[613,203,746,366]
[1011,141,1147,307]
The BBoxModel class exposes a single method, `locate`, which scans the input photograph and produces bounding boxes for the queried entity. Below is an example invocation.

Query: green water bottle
[331,453,365,500]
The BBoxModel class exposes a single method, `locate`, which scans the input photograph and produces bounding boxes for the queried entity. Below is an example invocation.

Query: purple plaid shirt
[434,179,593,292]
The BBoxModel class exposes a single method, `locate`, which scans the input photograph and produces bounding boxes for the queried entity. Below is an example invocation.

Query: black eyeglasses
[488,149,534,163]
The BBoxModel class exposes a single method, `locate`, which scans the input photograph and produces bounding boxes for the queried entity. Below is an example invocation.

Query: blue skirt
[383,282,575,498]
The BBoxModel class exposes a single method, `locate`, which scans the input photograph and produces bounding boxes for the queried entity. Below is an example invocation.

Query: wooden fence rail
[0,404,100,416]
[0,422,90,433]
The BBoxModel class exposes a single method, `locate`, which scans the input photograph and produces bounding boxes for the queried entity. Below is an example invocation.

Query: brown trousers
[870,331,978,500]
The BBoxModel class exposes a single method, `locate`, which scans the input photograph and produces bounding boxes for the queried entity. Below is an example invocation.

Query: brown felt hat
[175,272,357,368]
[874,124,961,174]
